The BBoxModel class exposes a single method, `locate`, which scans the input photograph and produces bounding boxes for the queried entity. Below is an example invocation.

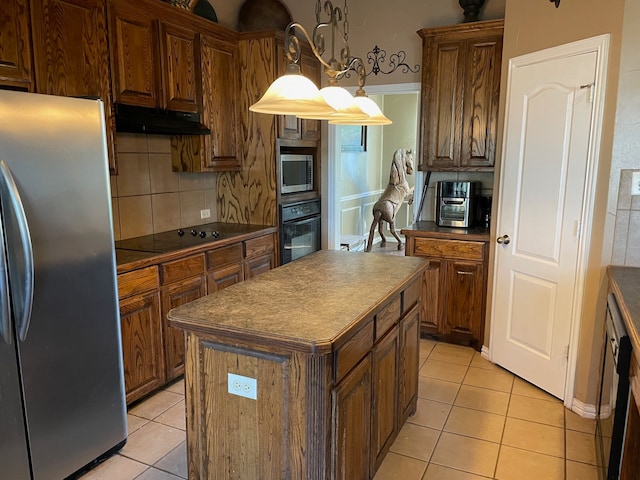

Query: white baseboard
[570,397,598,419]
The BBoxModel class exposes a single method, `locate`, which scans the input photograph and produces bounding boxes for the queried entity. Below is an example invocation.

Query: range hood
[114,103,210,135]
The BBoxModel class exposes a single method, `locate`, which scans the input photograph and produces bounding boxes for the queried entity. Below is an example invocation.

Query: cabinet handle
[456,270,473,276]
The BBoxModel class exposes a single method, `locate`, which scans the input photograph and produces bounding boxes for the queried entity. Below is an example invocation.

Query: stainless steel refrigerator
[0,90,127,479]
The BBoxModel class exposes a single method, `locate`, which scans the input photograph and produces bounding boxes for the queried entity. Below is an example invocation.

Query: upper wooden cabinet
[108,2,160,108]
[0,0,33,91]
[108,0,201,113]
[30,0,117,173]
[171,34,241,172]
[160,22,201,113]
[418,20,503,171]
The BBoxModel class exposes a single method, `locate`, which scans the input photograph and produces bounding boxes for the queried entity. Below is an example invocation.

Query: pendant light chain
[343,0,349,42]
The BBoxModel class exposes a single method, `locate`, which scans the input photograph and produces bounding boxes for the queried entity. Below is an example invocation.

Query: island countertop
[168,250,427,353]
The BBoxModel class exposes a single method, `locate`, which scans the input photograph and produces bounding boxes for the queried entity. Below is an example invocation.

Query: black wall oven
[280,199,321,265]
[596,293,632,480]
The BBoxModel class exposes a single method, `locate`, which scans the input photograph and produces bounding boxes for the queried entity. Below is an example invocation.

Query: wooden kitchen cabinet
[117,266,164,404]
[30,0,117,173]
[371,326,399,472]
[160,22,201,113]
[332,354,372,480]
[160,254,206,382]
[244,233,277,279]
[206,243,244,292]
[171,34,241,173]
[404,233,489,350]
[0,0,33,91]
[418,20,503,171]
[107,2,160,108]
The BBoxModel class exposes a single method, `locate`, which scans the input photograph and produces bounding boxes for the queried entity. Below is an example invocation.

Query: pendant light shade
[329,90,392,125]
[297,85,368,120]
[249,63,336,116]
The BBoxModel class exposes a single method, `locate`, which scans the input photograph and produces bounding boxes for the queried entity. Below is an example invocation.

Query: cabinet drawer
[118,266,159,299]
[245,234,274,259]
[413,238,484,261]
[403,280,421,314]
[376,296,401,341]
[161,254,205,285]
[206,243,243,270]
[334,320,374,383]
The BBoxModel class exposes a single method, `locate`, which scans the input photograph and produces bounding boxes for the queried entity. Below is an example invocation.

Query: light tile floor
[79,340,598,480]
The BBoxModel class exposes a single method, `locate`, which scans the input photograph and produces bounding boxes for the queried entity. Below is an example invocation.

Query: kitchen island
[168,250,426,480]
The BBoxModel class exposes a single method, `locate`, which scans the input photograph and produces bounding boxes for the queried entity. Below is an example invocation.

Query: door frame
[325,82,422,251]
[489,34,609,408]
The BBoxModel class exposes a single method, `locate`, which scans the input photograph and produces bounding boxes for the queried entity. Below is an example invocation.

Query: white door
[491,38,607,400]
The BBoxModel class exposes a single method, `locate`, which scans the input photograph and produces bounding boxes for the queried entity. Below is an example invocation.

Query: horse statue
[366,148,414,252]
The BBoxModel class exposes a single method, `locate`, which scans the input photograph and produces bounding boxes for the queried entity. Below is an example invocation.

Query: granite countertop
[401,221,491,242]
[608,266,640,354]
[168,250,427,353]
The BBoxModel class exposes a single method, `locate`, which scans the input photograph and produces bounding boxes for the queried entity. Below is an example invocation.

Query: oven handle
[281,214,321,226]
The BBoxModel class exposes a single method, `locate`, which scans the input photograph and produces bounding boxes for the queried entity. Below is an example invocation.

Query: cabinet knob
[497,235,511,245]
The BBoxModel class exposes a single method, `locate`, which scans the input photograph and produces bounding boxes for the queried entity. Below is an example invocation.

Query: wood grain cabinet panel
[418,20,503,171]
[31,0,117,173]
[371,327,399,472]
[331,354,372,480]
[160,22,200,113]
[119,290,164,404]
[405,234,488,350]
[161,275,206,381]
[108,2,159,108]
[0,0,33,90]
[399,305,420,423]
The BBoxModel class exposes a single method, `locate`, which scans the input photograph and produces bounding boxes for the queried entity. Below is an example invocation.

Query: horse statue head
[389,148,414,186]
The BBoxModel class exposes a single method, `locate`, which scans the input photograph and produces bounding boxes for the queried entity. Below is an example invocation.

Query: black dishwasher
[595,293,632,480]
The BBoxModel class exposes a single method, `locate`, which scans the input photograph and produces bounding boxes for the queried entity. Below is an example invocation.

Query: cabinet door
[200,35,240,170]
[443,260,484,342]
[421,258,442,335]
[331,355,371,480]
[423,40,465,170]
[160,23,200,113]
[161,276,206,381]
[31,0,117,173]
[108,2,160,108]
[276,44,302,140]
[399,305,420,423]
[245,252,275,280]
[207,262,243,292]
[0,0,32,90]
[371,327,399,472]
[460,35,502,168]
[119,291,164,404]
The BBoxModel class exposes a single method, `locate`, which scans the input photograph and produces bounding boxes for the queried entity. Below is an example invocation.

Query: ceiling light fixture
[249,0,391,125]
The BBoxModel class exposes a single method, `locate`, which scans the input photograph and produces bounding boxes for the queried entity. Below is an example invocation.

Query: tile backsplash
[612,169,640,266]
[111,134,218,240]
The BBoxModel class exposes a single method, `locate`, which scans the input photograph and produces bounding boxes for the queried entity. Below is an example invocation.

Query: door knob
[497,235,511,245]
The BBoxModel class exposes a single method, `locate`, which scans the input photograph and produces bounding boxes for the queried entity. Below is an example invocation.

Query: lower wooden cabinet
[331,354,372,480]
[399,306,420,422]
[404,234,488,350]
[118,231,277,404]
[119,290,164,404]
[161,275,206,381]
[371,327,399,472]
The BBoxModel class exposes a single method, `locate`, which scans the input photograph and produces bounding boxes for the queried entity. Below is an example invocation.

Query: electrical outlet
[227,373,257,400]
[200,208,211,219]
[632,172,640,196]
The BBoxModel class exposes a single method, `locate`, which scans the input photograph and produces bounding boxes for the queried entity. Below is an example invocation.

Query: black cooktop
[115,222,271,254]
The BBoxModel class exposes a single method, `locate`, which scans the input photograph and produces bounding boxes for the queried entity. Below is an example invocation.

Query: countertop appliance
[280,199,321,264]
[596,293,632,480]
[0,91,127,479]
[436,181,477,228]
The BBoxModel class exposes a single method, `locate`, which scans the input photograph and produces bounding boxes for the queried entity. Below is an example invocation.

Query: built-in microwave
[280,153,313,194]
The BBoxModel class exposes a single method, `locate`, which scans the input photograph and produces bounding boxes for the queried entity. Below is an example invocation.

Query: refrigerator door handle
[0,160,34,342]
[0,213,10,345]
